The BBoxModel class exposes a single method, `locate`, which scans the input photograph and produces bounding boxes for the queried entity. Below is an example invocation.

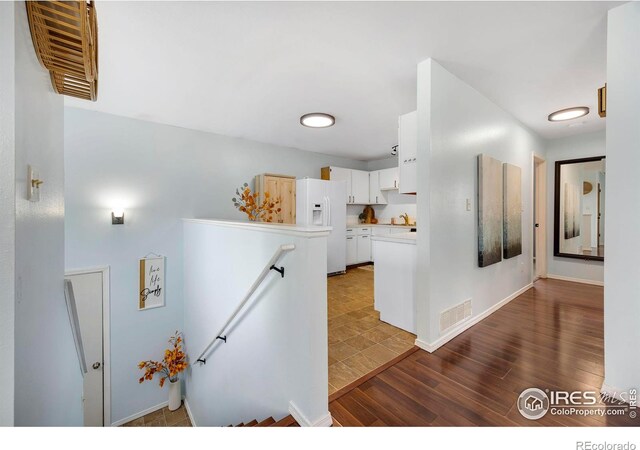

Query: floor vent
[440,299,472,333]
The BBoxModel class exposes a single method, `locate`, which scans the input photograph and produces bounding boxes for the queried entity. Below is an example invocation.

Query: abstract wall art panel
[503,163,522,259]
[564,183,581,239]
[478,154,503,267]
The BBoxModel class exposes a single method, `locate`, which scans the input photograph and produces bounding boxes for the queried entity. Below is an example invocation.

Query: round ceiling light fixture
[300,113,335,128]
[548,106,590,122]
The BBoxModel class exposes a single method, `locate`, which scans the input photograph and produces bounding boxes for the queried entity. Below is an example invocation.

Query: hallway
[329,279,637,426]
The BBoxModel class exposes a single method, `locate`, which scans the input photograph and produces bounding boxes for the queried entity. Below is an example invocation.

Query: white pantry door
[66,271,104,426]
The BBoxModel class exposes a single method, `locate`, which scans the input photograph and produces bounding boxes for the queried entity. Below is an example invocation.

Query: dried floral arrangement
[138,331,188,387]
[233,182,281,222]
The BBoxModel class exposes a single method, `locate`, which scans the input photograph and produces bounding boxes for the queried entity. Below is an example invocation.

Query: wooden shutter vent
[26,1,98,101]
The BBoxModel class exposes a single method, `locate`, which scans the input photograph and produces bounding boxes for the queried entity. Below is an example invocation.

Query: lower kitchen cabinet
[346,235,357,265]
[357,235,371,262]
[346,226,371,265]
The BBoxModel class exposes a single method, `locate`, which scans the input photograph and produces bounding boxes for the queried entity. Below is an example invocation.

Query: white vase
[168,379,181,411]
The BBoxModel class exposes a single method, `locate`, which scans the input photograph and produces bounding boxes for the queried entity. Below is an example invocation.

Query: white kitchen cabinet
[346,235,357,265]
[322,166,370,204]
[369,171,382,205]
[379,167,399,191]
[351,170,370,204]
[323,166,351,203]
[357,234,371,262]
[369,171,387,205]
[398,111,417,194]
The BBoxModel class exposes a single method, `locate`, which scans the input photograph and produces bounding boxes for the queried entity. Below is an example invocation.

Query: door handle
[92,362,101,370]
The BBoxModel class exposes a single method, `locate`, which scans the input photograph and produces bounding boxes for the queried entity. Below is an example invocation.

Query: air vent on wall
[26,1,99,101]
[439,299,472,333]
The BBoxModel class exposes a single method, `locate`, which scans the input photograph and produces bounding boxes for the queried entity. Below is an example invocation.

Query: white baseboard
[547,274,604,287]
[110,401,168,427]
[288,401,332,427]
[183,397,197,427]
[415,283,534,353]
[601,383,630,404]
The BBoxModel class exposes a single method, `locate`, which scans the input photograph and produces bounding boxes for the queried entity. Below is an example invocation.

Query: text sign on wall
[139,256,165,310]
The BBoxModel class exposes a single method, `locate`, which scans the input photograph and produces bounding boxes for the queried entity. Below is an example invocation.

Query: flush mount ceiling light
[300,113,335,128]
[548,107,590,122]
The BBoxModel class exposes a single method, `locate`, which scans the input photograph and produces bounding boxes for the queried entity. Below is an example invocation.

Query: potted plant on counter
[138,331,188,411]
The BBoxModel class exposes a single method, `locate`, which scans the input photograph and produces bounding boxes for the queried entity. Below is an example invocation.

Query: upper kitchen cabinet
[254,173,296,223]
[369,171,387,205]
[379,167,399,191]
[398,111,417,194]
[351,170,370,204]
[321,166,370,204]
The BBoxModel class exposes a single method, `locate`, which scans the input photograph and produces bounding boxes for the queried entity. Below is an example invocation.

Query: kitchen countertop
[370,232,417,244]
[346,224,416,228]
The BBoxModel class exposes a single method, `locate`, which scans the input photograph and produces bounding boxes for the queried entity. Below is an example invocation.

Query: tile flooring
[328,266,416,394]
[122,403,192,427]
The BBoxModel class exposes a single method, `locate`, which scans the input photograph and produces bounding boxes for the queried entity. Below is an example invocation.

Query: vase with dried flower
[138,331,188,411]
[232,182,281,222]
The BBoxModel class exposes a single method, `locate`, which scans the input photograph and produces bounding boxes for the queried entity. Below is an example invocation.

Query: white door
[66,271,105,426]
[351,170,370,204]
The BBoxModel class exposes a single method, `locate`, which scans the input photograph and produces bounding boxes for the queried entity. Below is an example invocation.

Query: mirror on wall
[554,156,605,261]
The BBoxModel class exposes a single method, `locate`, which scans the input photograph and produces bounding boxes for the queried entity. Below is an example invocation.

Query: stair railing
[193,243,296,365]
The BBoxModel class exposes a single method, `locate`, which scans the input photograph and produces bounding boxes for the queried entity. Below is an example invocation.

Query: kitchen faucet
[400,213,410,225]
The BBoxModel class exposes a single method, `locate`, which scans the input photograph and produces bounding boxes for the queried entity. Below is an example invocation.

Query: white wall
[367,156,398,171]
[416,59,544,345]
[0,0,16,427]
[64,108,366,424]
[183,221,329,426]
[545,131,605,283]
[13,6,83,426]
[604,1,640,394]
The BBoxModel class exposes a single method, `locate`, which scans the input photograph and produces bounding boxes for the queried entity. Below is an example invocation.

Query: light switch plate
[466,198,471,211]
[28,165,41,202]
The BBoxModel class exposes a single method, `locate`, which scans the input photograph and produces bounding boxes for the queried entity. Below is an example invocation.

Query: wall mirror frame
[554,156,606,262]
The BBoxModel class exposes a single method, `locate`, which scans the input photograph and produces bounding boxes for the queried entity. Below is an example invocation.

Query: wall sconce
[112,209,125,225]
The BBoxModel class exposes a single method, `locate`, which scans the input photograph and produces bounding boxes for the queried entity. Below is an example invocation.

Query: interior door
[66,271,104,426]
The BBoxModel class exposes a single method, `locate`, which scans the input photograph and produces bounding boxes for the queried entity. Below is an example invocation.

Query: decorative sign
[139,256,165,310]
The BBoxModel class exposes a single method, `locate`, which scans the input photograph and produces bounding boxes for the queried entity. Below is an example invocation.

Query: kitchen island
[371,232,416,334]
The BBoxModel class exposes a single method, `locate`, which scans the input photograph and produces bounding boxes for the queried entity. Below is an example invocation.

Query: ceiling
[66,1,616,160]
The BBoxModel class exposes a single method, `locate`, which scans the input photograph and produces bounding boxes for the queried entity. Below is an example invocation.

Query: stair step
[257,417,276,427]
[271,414,297,427]
[245,419,258,427]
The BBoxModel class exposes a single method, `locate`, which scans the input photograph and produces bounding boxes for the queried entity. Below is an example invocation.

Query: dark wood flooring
[329,279,638,426]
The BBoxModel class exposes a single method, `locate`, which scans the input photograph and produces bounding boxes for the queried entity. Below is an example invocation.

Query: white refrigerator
[296,178,347,275]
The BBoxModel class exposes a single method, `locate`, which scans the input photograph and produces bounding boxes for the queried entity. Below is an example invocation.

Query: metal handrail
[193,243,296,364]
